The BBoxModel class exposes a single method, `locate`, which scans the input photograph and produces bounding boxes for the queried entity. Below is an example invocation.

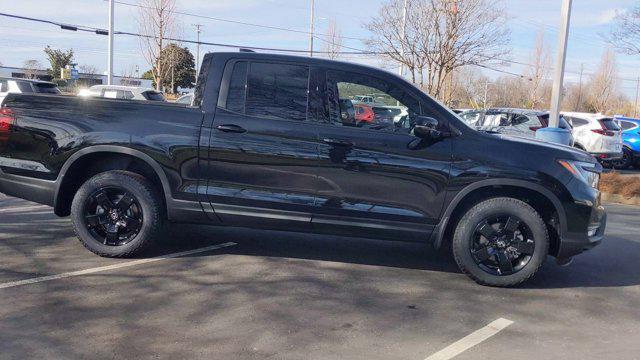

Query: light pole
[398,0,408,77]
[309,0,315,57]
[548,0,572,128]
[193,24,203,78]
[107,0,114,85]
[634,76,639,118]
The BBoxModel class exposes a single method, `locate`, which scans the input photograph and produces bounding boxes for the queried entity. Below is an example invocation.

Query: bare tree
[322,20,343,60]
[78,64,99,76]
[23,60,44,79]
[525,31,551,109]
[608,6,640,56]
[587,49,619,114]
[366,0,509,102]
[138,0,180,91]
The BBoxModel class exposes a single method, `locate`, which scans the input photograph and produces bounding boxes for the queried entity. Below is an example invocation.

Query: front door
[204,60,320,230]
[312,67,453,240]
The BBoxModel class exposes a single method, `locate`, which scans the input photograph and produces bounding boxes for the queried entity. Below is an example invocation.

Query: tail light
[0,107,16,148]
[591,129,615,136]
[529,126,542,132]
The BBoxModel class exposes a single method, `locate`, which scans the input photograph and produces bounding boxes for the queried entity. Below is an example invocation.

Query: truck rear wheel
[452,197,549,287]
[70,170,163,257]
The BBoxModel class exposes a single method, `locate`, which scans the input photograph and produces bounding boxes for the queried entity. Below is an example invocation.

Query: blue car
[613,116,640,169]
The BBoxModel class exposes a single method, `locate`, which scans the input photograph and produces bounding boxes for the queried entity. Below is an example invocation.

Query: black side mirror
[413,116,441,139]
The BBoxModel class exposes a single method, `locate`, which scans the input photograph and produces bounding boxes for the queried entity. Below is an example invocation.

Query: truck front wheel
[452,197,549,287]
[70,170,163,257]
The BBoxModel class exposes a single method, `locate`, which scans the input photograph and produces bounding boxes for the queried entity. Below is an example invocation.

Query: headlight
[557,160,600,188]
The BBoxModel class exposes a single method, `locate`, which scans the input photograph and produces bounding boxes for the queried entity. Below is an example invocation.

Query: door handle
[216,124,247,133]
[323,138,354,147]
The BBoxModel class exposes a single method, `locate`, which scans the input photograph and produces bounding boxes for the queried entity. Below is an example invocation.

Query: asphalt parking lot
[1,193,639,360]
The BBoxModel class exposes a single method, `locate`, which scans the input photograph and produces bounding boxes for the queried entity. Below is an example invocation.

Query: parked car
[79,85,165,102]
[612,116,640,169]
[176,93,193,105]
[354,103,375,123]
[0,77,60,104]
[562,112,623,162]
[459,108,573,143]
[0,52,606,287]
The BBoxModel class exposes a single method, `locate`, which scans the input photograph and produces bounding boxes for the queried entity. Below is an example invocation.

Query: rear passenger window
[620,121,637,130]
[569,117,589,127]
[246,62,309,121]
[16,81,33,93]
[225,61,247,113]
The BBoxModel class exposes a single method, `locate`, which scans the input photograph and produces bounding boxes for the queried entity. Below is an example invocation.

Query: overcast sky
[0,0,639,96]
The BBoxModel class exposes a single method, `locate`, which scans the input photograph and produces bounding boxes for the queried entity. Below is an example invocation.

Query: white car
[0,77,61,104]
[79,85,165,102]
[562,112,623,161]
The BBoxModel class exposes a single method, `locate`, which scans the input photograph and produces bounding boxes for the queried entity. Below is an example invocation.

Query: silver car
[0,77,61,105]
[79,85,165,102]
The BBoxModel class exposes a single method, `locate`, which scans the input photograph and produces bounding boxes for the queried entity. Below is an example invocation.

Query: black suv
[0,52,606,287]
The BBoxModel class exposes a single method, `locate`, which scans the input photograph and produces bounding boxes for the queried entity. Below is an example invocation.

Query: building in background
[0,66,152,89]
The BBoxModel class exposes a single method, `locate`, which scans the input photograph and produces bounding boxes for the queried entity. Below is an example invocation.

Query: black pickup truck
[0,52,606,286]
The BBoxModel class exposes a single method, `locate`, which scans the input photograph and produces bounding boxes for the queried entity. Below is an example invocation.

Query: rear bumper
[0,168,56,206]
[592,152,623,161]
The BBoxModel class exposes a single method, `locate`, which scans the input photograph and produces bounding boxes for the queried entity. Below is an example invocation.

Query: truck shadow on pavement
[1,205,639,290]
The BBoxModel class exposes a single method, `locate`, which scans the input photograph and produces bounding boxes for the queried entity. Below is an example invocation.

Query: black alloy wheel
[452,197,549,287]
[470,215,535,276]
[84,187,144,246]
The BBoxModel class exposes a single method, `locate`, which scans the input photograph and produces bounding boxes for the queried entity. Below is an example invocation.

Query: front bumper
[556,204,606,259]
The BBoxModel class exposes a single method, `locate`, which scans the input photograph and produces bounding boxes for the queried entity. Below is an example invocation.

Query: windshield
[33,83,61,94]
[143,91,165,101]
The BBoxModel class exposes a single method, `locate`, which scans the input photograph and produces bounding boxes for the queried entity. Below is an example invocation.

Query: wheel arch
[432,179,567,256]
[53,146,172,217]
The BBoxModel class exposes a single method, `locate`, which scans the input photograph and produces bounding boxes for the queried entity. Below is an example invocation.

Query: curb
[601,192,640,206]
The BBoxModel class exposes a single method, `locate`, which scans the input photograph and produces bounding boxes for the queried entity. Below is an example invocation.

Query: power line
[0,12,380,55]
[105,0,368,42]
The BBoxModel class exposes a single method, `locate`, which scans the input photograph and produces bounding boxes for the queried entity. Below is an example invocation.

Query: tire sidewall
[453,198,549,287]
[71,171,161,257]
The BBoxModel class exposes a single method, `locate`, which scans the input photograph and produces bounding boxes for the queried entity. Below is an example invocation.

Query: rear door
[312,67,452,240]
[204,59,321,230]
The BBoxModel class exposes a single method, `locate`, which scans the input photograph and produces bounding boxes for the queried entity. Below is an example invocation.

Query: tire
[70,170,164,257]
[613,148,632,170]
[452,197,549,287]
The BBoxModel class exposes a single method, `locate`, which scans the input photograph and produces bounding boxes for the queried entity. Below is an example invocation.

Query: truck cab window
[245,62,309,121]
[225,61,247,113]
[326,70,421,133]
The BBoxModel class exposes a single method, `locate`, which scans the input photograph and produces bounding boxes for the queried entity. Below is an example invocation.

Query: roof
[561,111,612,120]
[205,51,402,78]
[0,77,56,85]
[89,85,157,93]
[486,108,548,115]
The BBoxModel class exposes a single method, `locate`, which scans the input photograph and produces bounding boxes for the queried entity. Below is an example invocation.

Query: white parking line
[424,318,514,360]
[0,205,50,213]
[0,242,237,290]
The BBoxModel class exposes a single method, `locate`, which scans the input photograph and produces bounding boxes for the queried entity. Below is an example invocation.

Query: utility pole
[309,0,315,57]
[193,24,203,78]
[398,0,408,77]
[483,79,489,109]
[107,0,114,85]
[575,63,584,111]
[170,47,175,94]
[634,76,640,118]
[548,0,572,128]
